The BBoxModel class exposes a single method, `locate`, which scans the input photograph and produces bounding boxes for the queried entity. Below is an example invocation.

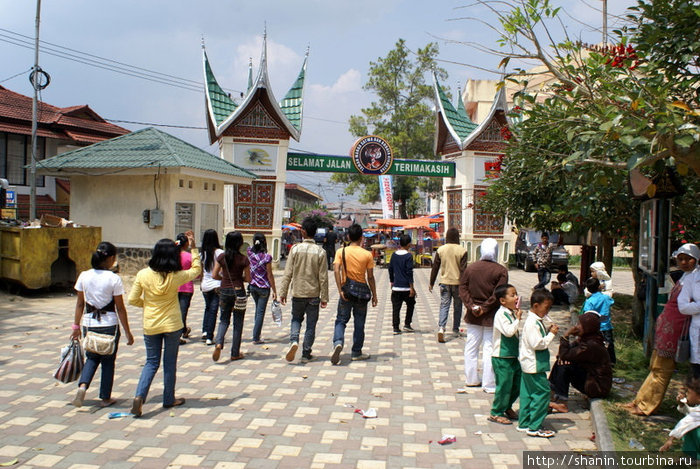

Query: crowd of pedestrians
[65,221,700,452]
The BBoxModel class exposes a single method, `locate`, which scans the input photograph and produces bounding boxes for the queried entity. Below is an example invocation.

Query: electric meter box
[148,209,164,228]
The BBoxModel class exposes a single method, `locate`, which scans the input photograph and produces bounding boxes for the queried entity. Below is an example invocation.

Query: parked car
[314,227,327,244]
[515,229,569,272]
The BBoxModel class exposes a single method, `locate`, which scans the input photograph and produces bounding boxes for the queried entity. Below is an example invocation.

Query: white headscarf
[480,238,498,262]
[590,262,611,281]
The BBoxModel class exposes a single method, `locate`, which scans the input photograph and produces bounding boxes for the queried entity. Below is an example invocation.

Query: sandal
[487,415,512,425]
[163,397,185,408]
[230,354,245,361]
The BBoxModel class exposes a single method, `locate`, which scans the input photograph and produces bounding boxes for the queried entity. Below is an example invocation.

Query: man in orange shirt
[330,224,378,364]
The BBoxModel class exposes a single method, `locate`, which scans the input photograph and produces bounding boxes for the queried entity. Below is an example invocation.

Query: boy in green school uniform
[488,284,522,425]
[518,289,559,438]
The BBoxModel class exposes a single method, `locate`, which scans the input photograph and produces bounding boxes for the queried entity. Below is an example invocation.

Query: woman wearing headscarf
[548,312,613,413]
[585,262,613,298]
[459,238,508,393]
[624,243,699,415]
[678,244,700,378]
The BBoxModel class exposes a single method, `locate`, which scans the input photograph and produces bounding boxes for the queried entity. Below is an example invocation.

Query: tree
[468,0,699,335]
[331,39,447,218]
[293,205,335,229]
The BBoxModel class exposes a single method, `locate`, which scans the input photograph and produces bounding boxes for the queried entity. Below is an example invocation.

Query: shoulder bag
[341,247,372,302]
[676,317,691,363]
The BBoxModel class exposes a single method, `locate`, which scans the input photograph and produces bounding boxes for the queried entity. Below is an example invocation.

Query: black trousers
[391,290,415,331]
[549,361,587,400]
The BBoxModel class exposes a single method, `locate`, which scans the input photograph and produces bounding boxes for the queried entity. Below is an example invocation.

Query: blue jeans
[178,292,193,329]
[215,288,246,357]
[333,297,368,356]
[79,324,119,400]
[438,284,462,331]
[250,285,271,342]
[290,297,320,357]
[135,329,181,406]
[535,268,551,289]
[201,290,219,340]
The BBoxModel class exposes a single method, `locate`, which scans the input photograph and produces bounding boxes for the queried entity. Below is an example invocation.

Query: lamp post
[29,0,42,221]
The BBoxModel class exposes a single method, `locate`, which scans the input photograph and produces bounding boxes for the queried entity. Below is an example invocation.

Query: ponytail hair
[252,233,267,254]
[175,232,188,250]
[91,241,117,270]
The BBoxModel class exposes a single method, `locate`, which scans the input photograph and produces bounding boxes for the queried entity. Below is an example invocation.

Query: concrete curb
[590,398,615,452]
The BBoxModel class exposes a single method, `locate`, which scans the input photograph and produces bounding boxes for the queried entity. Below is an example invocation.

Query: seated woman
[548,312,613,413]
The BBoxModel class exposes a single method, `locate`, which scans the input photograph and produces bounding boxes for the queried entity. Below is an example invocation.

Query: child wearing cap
[678,243,700,378]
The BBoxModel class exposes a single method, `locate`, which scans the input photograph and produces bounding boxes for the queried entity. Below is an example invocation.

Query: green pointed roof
[36,127,257,181]
[203,51,238,127]
[433,74,478,145]
[280,53,307,132]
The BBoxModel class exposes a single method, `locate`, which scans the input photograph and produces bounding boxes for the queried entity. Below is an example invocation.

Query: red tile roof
[0,85,128,143]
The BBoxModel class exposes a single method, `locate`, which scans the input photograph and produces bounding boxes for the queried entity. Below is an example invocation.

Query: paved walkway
[0,268,634,468]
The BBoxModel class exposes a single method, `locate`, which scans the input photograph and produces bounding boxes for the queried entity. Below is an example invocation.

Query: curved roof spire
[247,57,253,92]
[280,47,308,132]
[432,71,477,148]
[202,49,238,142]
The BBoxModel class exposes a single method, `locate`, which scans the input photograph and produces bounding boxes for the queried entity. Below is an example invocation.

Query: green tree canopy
[331,39,447,218]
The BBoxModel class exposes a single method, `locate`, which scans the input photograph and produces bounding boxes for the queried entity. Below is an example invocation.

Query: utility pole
[29,0,42,221]
[602,0,608,44]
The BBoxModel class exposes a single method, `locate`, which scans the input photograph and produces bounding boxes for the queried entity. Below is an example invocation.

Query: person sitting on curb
[549,311,612,413]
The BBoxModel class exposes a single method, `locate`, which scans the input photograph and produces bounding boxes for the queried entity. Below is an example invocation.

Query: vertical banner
[378,175,394,219]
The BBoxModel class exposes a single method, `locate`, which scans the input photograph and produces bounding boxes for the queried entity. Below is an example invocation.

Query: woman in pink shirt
[176,233,194,343]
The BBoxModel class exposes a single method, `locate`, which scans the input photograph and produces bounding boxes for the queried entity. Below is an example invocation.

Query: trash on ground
[438,435,456,445]
[0,459,19,467]
[456,388,468,394]
[354,408,377,418]
[473,430,483,435]
[629,438,644,450]
[107,412,131,419]
[344,403,355,408]
[589,432,596,442]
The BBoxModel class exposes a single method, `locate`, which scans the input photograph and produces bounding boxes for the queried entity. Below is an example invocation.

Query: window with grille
[175,202,195,235]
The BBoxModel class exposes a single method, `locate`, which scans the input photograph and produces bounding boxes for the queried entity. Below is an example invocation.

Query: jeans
[325,247,336,270]
[79,324,119,400]
[250,285,271,342]
[135,329,181,406]
[391,290,415,330]
[438,284,462,331]
[201,290,219,340]
[290,297,320,357]
[333,296,368,356]
[534,268,551,289]
[215,288,246,357]
[178,292,193,329]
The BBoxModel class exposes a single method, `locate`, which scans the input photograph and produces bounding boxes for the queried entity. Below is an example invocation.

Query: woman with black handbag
[212,231,251,362]
[71,242,134,407]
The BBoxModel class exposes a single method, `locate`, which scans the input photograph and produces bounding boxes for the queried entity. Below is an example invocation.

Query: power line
[0,68,32,83]
[106,119,206,130]
[0,28,244,95]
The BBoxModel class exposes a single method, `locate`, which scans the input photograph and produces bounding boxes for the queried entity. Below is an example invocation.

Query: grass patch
[596,293,691,451]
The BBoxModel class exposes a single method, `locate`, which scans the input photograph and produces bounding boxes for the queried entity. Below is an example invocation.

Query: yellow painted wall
[70,173,224,248]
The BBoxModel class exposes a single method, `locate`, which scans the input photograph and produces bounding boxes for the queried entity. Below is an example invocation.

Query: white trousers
[464,324,496,392]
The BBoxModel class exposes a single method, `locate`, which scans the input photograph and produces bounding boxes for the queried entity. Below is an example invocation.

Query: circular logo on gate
[350,135,393,175]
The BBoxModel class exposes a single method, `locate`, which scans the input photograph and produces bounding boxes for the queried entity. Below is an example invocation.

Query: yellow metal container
[0,226,101,289]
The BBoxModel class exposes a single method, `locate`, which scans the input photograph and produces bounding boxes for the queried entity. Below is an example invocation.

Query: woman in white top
[200,229,224,345]
[71,242,134,407]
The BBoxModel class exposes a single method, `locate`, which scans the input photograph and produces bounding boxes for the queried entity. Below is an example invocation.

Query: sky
[1,0,636,203]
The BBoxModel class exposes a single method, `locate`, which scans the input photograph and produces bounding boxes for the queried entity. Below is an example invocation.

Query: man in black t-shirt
[323,229,338,270]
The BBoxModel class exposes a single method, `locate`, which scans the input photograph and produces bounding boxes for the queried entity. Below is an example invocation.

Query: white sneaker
[437,327,445,343]
[205,339,213,346]
[285,342,298,362]
[330,344,343,365]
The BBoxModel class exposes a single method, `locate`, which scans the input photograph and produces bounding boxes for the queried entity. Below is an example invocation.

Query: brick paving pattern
[0,267,634,468]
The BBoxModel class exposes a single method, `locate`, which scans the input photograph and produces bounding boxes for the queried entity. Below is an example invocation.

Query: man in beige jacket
[429,227,468,342]
[279,218,329,364]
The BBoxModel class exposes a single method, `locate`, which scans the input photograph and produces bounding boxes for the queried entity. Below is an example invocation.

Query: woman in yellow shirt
[128,231,201,417]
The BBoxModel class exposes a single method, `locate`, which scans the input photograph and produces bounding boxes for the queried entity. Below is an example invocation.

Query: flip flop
[487,415,513,425]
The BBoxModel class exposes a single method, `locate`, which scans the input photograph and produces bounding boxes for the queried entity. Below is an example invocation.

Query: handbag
[341,247,372,302]
[54,339,84,383]
[83,330,117,355]
[676,318,691,363]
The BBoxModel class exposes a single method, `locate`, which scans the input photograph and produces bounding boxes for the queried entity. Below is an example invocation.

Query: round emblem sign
[350,135,393,176]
